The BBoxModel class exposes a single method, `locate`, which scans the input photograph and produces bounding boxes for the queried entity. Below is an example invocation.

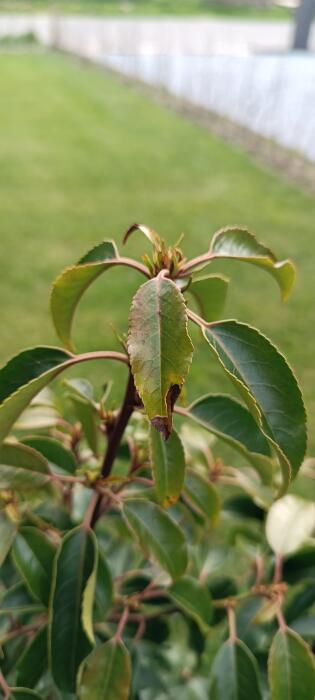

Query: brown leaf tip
[151,416,171,441]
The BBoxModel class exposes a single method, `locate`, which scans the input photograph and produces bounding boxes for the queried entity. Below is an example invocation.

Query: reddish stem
[115,606,129,641]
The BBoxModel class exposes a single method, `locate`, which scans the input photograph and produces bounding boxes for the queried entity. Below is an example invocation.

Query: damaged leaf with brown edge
[128,275,193,439]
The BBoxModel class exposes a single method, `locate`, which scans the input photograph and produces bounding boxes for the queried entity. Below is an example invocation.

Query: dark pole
[293,0,315,50]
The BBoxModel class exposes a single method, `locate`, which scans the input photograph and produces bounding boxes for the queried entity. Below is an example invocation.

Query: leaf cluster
[0,224,313,700]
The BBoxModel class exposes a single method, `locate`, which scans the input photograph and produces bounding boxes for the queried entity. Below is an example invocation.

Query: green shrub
[0,224,313,699]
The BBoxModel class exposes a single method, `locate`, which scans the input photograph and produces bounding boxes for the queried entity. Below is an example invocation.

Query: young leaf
[0,442,51,491]
[203,321,306,490]
[0,511,17,567]
[123,222,162,249]
[22,436,76,475]
[150,425,186,506]
[128,276,193,438]
[188,274,229,322]
[169,576,213,632]
[50,527,98,692]
[50,241,118,350]
[12,527,55,606]
[266,495,315,556]
[16,626,48,688]
[123,499,188,581]
[210,227,295,300]
[77,638,131,700]
[184,470,220,524]
[268,628,315,699]
[210,638,262,699]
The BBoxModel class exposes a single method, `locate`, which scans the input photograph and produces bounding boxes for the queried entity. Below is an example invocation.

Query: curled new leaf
[128,276,193,438]
[123,223,162,249]
[203,321,306,491]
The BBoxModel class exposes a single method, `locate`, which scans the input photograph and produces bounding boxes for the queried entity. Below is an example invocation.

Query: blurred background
[0,0,315,447]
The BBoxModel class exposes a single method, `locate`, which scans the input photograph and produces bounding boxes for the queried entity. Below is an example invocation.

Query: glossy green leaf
[50,527,98,692]
[0,442,51,491]
[123,222,162,249]
[94,552,113,623]
[50,240,118,350]
[0,347,72,445]
[22,436,76,475]
[16,626,48,688]
[184,470,220,524]
[12,527,55,605]
[123,499,188,581]
[186,393,273,482]
[266,495,315,556]
[0,511,17,566]
[203,321,306,490]
[169,576,213,631]
[210,227,295,300]
[78,638,131,700]
[188,273,229,322]
[210,638,262,699]
[268,628,315,699]
[128,276,193,438]
[150,426,186,506]
[188,394,270,458]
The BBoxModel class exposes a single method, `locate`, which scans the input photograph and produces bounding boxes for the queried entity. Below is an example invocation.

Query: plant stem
[227,605,237,642]
[179,251,214,276]
[91,371,136,526]
[114,606,129,641]
[0,669,10,700]
[273,553,283,584]
[101,371,136,479]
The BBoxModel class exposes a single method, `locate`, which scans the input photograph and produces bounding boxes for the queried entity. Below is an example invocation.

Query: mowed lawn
[1,52,315,448]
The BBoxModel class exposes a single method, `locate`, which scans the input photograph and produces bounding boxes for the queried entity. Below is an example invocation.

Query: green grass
[0,0,291,19]
[0,51,314,450]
